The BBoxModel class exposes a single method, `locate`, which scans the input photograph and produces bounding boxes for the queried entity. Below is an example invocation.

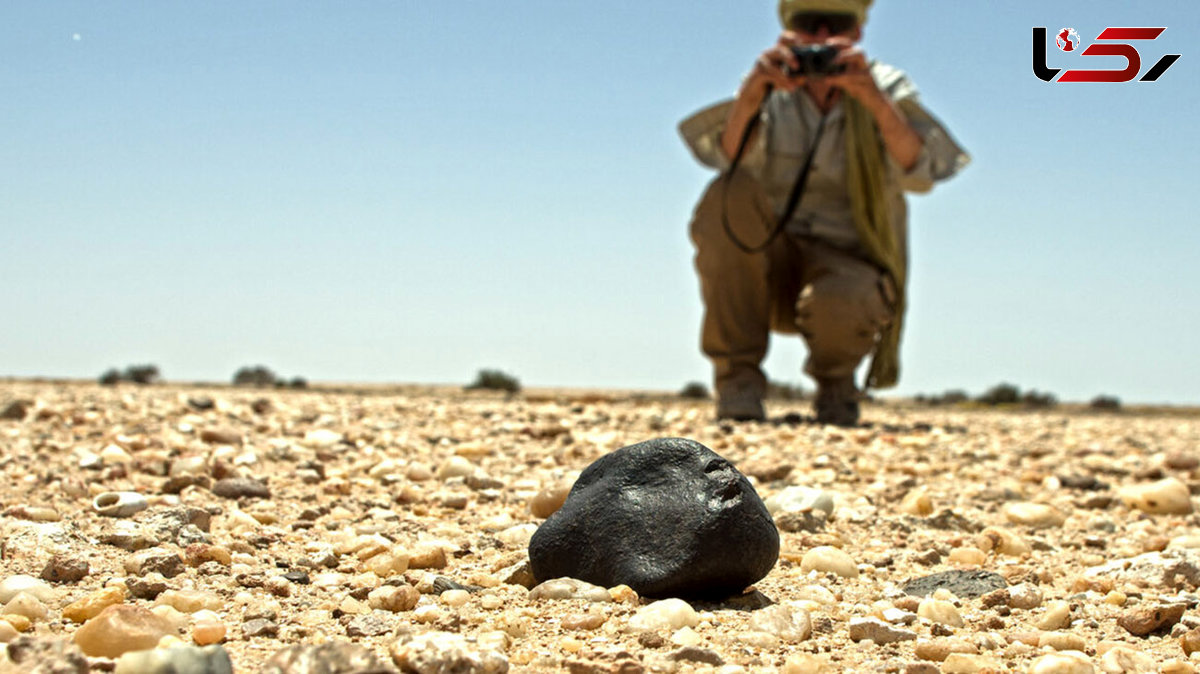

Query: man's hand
[825,40,887,110]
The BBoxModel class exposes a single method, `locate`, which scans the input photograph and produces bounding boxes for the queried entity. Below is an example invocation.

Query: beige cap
[778,0,872,27]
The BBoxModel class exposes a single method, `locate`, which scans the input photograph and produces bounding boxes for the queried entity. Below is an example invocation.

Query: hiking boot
[717,386,765,422]
[814,377,860,426]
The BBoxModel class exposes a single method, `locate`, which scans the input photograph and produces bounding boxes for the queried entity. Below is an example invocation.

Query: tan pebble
[365,549,410,577]
[191,619,226,645]
[559,637,583,653]
[72,604,175,658]
[941,653,1003,673]
[1039,631,1087,651]
[562,612,605,631]
[1118,603,1185,636]
[609,585,639,604]
[671,626,702,647]
[1007,583,1044,610]
[3,594,48,621]
[918,598,964,627]
[367,585,420,612]
[0,620,17,643]
[782,654,832,674]
[0,614,32,632]
[948,547,987,565]
[1182,626,1200,655]
[155,590,222,614]
[530,483,571,518]
[1120,478,1193,514]
[1029,651,1094,674]
[185,544,232,567]
[976,526,1031,556]
[440,589,470,607]
[1104,591,1127,606]
[914,638,977,662]
[1162,661,1197,674]
[800,546,858,578]
[63,585,126,623]
[899,488,933,516]
[480,594,503,610]
[1004,502,1066,528]
[1037,600,1072,631]
[406,463,433,481]
[408,545,447,570]
[1099,646,1154,672]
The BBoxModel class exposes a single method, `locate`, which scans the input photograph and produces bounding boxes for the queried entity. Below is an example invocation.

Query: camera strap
[721,90,830,254]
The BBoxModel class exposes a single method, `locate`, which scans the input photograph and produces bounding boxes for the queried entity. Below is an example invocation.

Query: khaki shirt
[679,62,969,253]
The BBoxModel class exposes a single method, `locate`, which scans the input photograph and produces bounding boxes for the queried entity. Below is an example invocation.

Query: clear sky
[3,2,1198,404]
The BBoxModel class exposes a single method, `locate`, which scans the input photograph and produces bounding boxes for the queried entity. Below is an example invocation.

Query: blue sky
[3,2,1198,404]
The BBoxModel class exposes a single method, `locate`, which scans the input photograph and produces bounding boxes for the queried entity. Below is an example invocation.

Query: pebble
[898,487,934,516]
[1098,646,1154,673]
[1182,626,1200,655]
[127,573,169,599]
[192,613,227,646]
[1003,502,1066,528]
[976,526,1031,556]
[562,612,605,631]
[242,618,280,638]
[764,486,836,516]
[156,589,223,613]
[1007,582,1043,610]
[263,642,394,673]
[389,631,509,674]
[913,638,977,662]
[627,598,700,632]
[63,585,127,623]
[0,576,54,603]
[918,598,964,627]
[528,578,612,603]
[0,620,17,643]
[800,546,858,578]
[1040,631,1087,651]
[942,654,1004,673]
[93,491,150,518]
[438,456,476,480]
[212,477,271,499]
[849,617,917,645]
[1029,651,1095,674]
[1037,600,1073,631]
[200,427,242,445]
[1118,603,1185,636]
[902,570,1007,598]
[0,615,31,633]
[114,645,233,674]
[747,603,811,642]
[3,593,48,621]
[1120,478,1193,514]
[73,604,176,658]
[368,585,421,612]
[782,654,832,674]
[41,554,89,583]
[529,483,571,518]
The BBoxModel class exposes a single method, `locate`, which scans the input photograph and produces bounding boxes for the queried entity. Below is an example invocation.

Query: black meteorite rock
[528,437,779,599]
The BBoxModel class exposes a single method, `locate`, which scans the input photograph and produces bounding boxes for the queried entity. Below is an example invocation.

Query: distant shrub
[233,365,278,388]
[915,389,969,406]
[287,377,308,390]
[766,380,807,400]
[99,368,122,386]
[467,369,521,394]
[1090,394,1122,411]
[679,382,710,399]
[1021,390,1058,409]
[977,383,1020,406]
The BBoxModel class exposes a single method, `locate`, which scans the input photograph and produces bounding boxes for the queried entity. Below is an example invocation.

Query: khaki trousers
[689,174,896,396]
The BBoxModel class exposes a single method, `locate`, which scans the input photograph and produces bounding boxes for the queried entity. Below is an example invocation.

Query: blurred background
[3,1,1197,404]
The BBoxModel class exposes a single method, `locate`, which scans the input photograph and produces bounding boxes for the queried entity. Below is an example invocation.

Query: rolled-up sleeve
[873,63,970,194]
[894,97,971,193]
[678,99,769,174]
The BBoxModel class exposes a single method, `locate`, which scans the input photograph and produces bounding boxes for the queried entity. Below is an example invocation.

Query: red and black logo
[1033,26,1181,83]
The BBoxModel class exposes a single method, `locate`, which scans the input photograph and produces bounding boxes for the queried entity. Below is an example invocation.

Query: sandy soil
[2,380,1200,673]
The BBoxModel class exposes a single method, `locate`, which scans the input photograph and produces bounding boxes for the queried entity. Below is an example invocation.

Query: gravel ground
[2,381,1200,673]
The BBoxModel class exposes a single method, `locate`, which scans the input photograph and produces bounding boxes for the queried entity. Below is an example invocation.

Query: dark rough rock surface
[528,437,779,599]
[212,477,271,500]
[261,642,397,674]
[901,569,1008,598]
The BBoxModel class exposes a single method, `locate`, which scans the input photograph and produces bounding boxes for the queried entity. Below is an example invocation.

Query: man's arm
[719,34,809,161]
[827,45,923,171]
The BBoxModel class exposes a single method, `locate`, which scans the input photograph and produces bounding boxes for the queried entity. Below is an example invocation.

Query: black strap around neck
[721,89,830,254]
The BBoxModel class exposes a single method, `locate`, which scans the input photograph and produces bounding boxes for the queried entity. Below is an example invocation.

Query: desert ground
[2,380,1200,673]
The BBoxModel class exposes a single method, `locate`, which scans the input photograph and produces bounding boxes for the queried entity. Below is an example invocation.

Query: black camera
[785,44,844,77]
